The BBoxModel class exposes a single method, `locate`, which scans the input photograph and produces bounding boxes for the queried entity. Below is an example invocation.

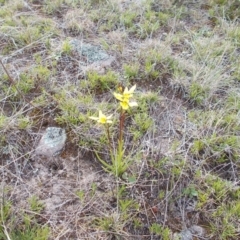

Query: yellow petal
[106,119,113,123]
[89,116,98,121]
[128,84,136,93]
[123,87,129,94]
[122,85,136,100]
[129,101,138,107]
[113,92,123,101]
[99,118,106,124]
[89,110,112,124]
[123,84,136,94]
[106,114,113,119]
[122,94,132,100]
[98,110,104,117]
[98,111,106,123]
[99,111,113,124]
[120,101,129,110]
[105,114,113,123]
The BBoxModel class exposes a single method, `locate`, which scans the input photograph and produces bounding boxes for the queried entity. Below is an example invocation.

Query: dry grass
[1,0,240,239]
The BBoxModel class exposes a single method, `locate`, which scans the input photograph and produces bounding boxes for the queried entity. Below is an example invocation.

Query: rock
[35,127,66,157]
[69,40,109,63]
[173,225,205,240]
[179,229,193,240]
[69,39,115,74]
[189,225,205,237]
[81,56,115,75]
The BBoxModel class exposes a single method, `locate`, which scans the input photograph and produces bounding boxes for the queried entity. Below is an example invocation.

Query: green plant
[0,0,6,6]
[76,190,85,201]
[0,114,8,130]
[94,215,115,231]
[90,182,97,196]
[31,65,51,82]
[28,196,44,213]
[17,116,32,130]
[158,12,171,25]
[0,200,11,223]
[54,90,94,126]
[120,11,137,28]
[123,63,140,79]
[89,85,138,177]
[10,217,50,240]
[0,196,49,240]
[61,39,73,55]
[87,70,118,92]
[138,20,160,39]
[98,11,120,32]
[196,188,209,207]
[210,202,240,239]
[144,59,159,79]
[183,185,198,198]
[133,112,153,133]
[119,199,135,213]
[0,199,12,240]
[133,218,142,228]
[43,0,63,14]
[93,184,138,236]
[191,139,205,155]
[226,92,240,110]
[189,82,208,105]
[150,223,171,239]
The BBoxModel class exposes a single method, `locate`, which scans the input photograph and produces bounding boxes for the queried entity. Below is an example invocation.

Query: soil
[1,0,234,239]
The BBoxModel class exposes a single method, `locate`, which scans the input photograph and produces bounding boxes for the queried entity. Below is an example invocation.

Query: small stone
[180,229,193,240]
[35,127,66,157]
[173,229,192,240]
[173,225,205,240]
[189,225,205,237]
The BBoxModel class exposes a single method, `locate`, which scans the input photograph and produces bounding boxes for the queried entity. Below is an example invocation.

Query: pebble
[173,225,205,240]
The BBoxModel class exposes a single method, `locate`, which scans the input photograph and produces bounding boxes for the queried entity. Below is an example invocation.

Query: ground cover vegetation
[0,0,240,239]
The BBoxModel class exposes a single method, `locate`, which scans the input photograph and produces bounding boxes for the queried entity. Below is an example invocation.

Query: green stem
[105,124,113,154]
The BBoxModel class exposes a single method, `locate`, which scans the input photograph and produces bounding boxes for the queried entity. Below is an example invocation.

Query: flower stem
[119,108,125,145]
[105,124,113,153]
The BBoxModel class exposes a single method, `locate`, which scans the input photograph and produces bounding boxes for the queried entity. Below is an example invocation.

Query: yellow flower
[122,84,136,99]
[113,85,138,110]
[89,110,113,124]
[114,85,136,101]
[120,99,138,110]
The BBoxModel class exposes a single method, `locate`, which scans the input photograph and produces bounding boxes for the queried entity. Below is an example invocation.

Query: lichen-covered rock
[173,225,205,240]
[35,127,66,157]
[69,40,109,63]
